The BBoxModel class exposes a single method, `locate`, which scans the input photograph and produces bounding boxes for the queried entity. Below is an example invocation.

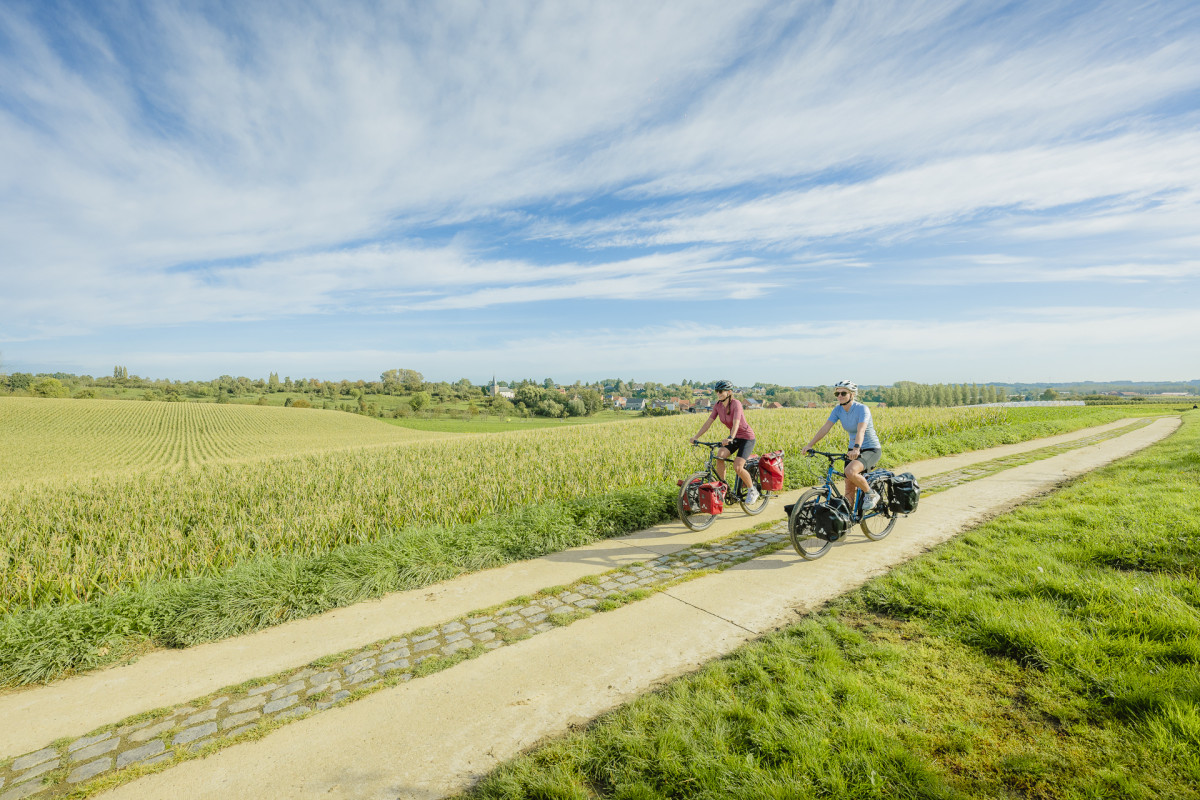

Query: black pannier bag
[889,472,921,513]
[810,497,851,542]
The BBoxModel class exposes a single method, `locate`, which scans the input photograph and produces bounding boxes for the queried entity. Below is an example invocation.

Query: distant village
[488,378,826,415]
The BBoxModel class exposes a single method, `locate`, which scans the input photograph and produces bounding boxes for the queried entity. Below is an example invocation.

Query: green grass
[459,411,1200,800]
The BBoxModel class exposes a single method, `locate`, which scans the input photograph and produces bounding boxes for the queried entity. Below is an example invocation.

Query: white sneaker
[746,487,760,504]
[862,491,881,511]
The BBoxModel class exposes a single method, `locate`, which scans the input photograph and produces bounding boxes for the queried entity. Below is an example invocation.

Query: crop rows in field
[0,403,1145,614]
[0,397,434,486]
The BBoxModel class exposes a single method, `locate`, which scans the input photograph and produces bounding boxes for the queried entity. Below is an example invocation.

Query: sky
[1,0,1198,387]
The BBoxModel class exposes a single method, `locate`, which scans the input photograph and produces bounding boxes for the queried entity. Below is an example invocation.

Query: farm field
[0,400,1181,687]
[1,401,1169,612]
[0,397,441,486]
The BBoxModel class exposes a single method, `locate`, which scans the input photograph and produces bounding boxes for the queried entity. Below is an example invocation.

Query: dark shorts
[720,438,755,460]
[850,447,882,471]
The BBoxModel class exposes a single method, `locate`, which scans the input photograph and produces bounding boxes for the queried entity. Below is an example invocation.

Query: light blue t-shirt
[828,401,881,450]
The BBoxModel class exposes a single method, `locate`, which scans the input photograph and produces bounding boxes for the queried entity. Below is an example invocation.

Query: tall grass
[461,411,1199,800]
[0,485,676,686]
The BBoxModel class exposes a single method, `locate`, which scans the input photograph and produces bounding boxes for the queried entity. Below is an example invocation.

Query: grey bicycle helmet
[834,380,858,393]
[713,379,734,391]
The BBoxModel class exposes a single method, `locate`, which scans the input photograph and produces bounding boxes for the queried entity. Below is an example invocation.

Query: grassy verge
[460,412,1200,800]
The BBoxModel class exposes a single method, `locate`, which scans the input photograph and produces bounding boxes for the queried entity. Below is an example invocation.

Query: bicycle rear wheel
[860,477,897,541]
[789,489,832,560]
[677,471,718,531]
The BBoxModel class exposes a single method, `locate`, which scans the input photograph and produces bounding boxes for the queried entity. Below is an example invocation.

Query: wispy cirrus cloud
[537,130,1200,250]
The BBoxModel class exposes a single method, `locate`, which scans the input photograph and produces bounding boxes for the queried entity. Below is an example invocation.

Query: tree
[409,391,431,412]
[1041,388,1058,400]
[7,372,33,392]
[33,377,69,398]
[515,384,545,407]
[580,388,603,415]
[565,397,587,417]
[543,377,555,389]
[401,370,425,393]
[536,398,564,417]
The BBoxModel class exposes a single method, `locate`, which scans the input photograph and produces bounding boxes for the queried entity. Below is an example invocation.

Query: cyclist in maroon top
[690,379,759,504]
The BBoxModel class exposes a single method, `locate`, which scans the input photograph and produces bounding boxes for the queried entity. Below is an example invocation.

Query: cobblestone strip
[0,421,1150,800]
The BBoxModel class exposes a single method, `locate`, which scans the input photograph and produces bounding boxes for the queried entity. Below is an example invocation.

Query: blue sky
[2,0,1198,386]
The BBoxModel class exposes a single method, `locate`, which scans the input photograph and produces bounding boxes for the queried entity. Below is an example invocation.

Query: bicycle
[788,450,896,560]
[676,440,770,531]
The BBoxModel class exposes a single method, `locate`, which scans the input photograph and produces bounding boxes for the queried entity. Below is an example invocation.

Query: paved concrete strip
[895,416,1144,478]
[0,415,1153,759]
[94,417,1179,800]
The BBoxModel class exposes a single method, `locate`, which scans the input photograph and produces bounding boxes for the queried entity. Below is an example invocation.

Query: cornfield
[0,397,435,486]
[0,397,1132,614]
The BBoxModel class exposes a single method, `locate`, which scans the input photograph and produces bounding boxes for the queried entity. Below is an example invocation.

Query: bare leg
[714,447,730,482]
[845,460,870,508]
[733,456,752,490]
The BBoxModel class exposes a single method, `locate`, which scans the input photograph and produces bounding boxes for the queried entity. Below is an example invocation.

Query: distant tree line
[4,369,1194,414]
[0,369,609,420]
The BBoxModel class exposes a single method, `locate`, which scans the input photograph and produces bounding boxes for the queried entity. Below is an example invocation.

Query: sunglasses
[834,391,850,397]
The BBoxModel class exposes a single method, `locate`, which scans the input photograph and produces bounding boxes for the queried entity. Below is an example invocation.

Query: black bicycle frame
[693,440,751,500]
[809,450,891,522]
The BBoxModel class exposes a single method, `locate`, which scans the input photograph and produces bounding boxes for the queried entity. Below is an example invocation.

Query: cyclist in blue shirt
[801,380,882,511]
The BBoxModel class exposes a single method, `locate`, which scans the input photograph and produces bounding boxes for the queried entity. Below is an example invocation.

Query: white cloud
[545,130,1200,249]
[909,258,1200,286]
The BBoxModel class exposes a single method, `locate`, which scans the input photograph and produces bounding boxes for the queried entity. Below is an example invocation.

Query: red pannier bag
[696,481,725,514]
[758,450,785,491]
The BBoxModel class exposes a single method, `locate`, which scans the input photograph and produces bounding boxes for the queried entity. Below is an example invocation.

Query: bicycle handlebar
[805,449,849,461]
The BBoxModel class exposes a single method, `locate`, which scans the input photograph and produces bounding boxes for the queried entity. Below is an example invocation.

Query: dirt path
[0,417,1177,800]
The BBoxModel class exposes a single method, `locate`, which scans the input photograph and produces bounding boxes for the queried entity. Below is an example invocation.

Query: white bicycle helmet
[834,380,858,393]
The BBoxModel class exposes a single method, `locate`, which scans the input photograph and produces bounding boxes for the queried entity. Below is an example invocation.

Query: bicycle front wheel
[677,471,718,531]
[789,489,832,560]
[860,477,897,541]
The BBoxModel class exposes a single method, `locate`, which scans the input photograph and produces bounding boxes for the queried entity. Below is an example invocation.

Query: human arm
[848,420,869,457]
